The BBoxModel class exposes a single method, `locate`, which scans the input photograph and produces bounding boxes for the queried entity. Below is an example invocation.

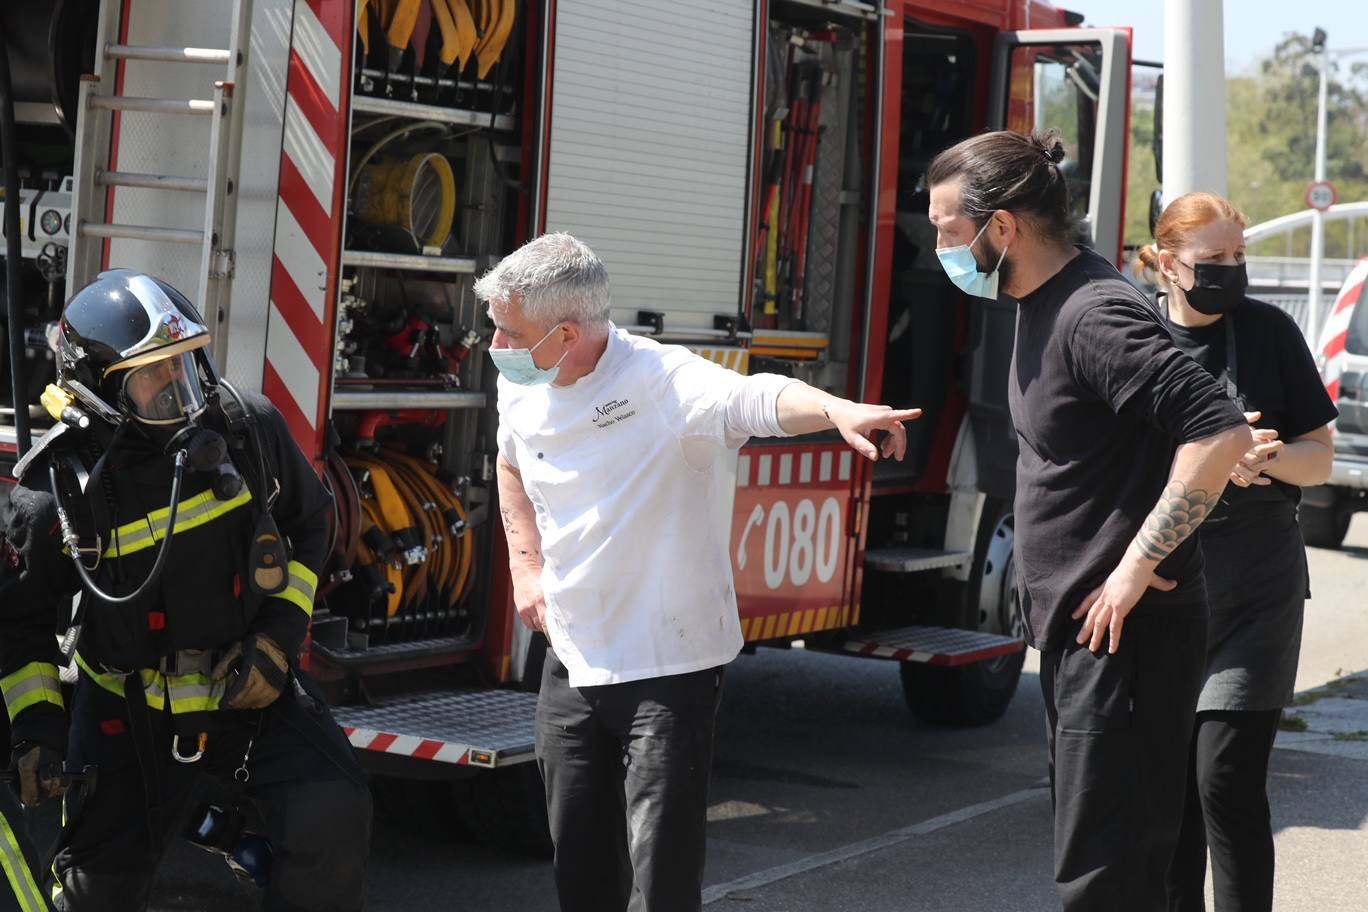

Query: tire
[1300,502,1350,550]
[450,763,553,857]
[901,500,1025,727]
[370,775,469,841]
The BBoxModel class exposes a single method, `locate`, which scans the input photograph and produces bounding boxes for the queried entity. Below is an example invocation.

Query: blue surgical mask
[936,219,1009,299]
[488,324,567,386]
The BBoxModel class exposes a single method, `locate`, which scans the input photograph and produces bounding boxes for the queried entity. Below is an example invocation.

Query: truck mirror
[1153,73,1163,184]
[1149,189,1164,238]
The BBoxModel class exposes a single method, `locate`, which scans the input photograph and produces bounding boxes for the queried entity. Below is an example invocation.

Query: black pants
[0,784,52,912]
[1167,709,1282,912]
[536,651,723,912]
[53,672,372,912]
[1041,614,1207,911]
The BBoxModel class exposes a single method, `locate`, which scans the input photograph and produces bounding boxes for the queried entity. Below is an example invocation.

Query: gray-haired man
[481,233,919,911]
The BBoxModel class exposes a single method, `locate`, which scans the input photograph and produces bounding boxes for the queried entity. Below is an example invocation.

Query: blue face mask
[936,219,1009,299]
[488,324,567,386]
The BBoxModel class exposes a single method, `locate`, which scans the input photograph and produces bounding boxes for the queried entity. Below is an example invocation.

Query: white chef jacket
[496,326,797,686]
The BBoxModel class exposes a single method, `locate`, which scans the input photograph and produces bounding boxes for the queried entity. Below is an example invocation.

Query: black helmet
[57,270,219,426]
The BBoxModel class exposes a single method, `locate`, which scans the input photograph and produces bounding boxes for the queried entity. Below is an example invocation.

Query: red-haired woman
[1136,192,1337,911]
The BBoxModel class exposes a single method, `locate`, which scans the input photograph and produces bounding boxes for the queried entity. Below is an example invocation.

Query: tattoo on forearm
[499,506,517,536]
[1134,482,1215,561]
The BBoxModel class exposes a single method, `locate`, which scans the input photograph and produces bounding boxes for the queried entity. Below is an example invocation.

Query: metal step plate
[840,625,1024,667]
[333,688,538,769]
[863,547,971,574]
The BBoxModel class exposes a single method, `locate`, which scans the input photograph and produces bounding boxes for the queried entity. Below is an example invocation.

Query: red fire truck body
[0,0,1133,840]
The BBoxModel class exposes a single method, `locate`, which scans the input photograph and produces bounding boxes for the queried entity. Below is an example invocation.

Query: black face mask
[1180,261,1247,316]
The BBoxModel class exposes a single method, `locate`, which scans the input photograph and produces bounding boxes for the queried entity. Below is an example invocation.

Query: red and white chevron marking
[1319,257,1368,402]
[735,447,854,488]
[343,726,495,768]
[264,0,352,460]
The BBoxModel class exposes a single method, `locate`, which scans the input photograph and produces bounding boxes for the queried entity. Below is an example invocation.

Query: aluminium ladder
[65,0,255,326]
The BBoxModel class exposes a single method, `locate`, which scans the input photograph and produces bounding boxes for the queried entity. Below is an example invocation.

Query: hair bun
[1044,140,1066,164]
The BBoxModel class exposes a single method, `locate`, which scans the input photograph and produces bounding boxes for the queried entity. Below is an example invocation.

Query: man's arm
[496,454,547,633]
[1,485,73,805]
[1073,422,1253,654]
[772,382,923,461]
[253,400,333,660]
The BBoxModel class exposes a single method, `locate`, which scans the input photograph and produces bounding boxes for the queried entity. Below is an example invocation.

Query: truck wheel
[450,764,553,857]
[900,501,1025,727]
[1300,502,1350,549]
[370,775,469,841]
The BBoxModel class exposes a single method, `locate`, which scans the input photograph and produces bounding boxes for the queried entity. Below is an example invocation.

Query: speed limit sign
[1307,180,1338,212]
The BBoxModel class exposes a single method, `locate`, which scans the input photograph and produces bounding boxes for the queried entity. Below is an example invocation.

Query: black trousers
[53,672,372,912]
[1041,614,1207,911]
[0,784,52,912]
[535,650,723,912]
[1167,709,1282,912]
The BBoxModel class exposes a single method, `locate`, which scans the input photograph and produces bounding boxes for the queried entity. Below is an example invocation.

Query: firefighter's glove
[212,634,290,711]
[12,742,66,807]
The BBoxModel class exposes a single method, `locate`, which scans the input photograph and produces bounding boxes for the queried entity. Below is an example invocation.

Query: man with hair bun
[479,232,921,912]
[927,131,1254,910]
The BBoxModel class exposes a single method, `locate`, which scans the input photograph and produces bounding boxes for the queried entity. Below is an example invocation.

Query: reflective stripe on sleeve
[0,663,64,721]
[274,561,319,617]
[0,809,46,912]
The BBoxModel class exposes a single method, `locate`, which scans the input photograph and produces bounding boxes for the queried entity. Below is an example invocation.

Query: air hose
[51,449,189,605]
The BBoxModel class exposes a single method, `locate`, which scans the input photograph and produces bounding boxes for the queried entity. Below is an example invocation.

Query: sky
[1066,0,1368,73]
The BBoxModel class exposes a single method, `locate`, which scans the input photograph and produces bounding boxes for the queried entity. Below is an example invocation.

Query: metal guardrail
[1246,256,1357,291]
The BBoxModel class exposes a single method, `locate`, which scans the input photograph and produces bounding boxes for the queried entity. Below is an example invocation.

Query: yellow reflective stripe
[0,663,64,721]
[0,809,45,912]
[165,674,224,714]
[104,488,253,558]
[73,655,219,714]
[274,560,318,617]
[73,654,121,697]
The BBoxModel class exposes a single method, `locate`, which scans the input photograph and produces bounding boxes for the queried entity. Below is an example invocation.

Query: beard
[979,237,1013,292]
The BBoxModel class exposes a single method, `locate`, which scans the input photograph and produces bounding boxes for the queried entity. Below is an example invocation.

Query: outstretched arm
[775,383,923,462]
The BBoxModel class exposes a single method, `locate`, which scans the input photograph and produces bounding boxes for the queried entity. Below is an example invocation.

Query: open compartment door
[535,0,761,336]
[988,28,1131,264]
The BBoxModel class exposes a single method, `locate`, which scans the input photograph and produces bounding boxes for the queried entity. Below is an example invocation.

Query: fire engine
[0,0,1133,849]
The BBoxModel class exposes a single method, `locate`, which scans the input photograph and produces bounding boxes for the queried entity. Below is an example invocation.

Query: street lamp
[1307,28,1328,348]
[1305,32,1368,347]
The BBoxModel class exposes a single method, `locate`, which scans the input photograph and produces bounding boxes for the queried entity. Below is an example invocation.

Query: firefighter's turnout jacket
[0,392,330,750]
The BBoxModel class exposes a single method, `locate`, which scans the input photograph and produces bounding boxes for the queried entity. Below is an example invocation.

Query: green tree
[1124,32,1368,259]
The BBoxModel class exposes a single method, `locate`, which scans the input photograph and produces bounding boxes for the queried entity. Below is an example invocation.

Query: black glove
[211,634,290,710]
[12,742,66,807]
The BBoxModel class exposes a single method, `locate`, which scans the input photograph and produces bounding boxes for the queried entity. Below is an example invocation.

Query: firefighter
[0,270,372,911]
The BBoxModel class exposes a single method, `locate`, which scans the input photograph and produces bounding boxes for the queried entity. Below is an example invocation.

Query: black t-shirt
[1162,296,1338,528]
[1009,247,1247,651]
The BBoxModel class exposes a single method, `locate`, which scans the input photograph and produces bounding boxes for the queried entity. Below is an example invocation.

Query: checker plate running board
[840,625,1024,667]
[334,688,538,768]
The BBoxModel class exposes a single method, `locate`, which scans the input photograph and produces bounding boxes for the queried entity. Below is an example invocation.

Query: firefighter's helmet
[56,270,218,426]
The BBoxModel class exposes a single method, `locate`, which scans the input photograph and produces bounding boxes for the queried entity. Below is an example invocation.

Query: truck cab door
[955,28,1132,501]
[988,28,1132,263]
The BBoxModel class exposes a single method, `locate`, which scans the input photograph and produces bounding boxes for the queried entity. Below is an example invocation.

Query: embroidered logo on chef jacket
[592,397,637,428]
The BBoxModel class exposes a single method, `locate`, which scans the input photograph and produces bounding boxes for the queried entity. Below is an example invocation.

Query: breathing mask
[936,219,1009,300]
[488,324,567,386]
[1178,261,1247,316]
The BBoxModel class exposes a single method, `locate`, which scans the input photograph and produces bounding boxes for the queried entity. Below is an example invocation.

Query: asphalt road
[19,516,1368,911]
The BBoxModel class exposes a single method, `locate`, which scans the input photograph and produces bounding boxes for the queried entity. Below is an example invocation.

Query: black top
[1162,297,1338,528]
[1009,247,1247,651]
